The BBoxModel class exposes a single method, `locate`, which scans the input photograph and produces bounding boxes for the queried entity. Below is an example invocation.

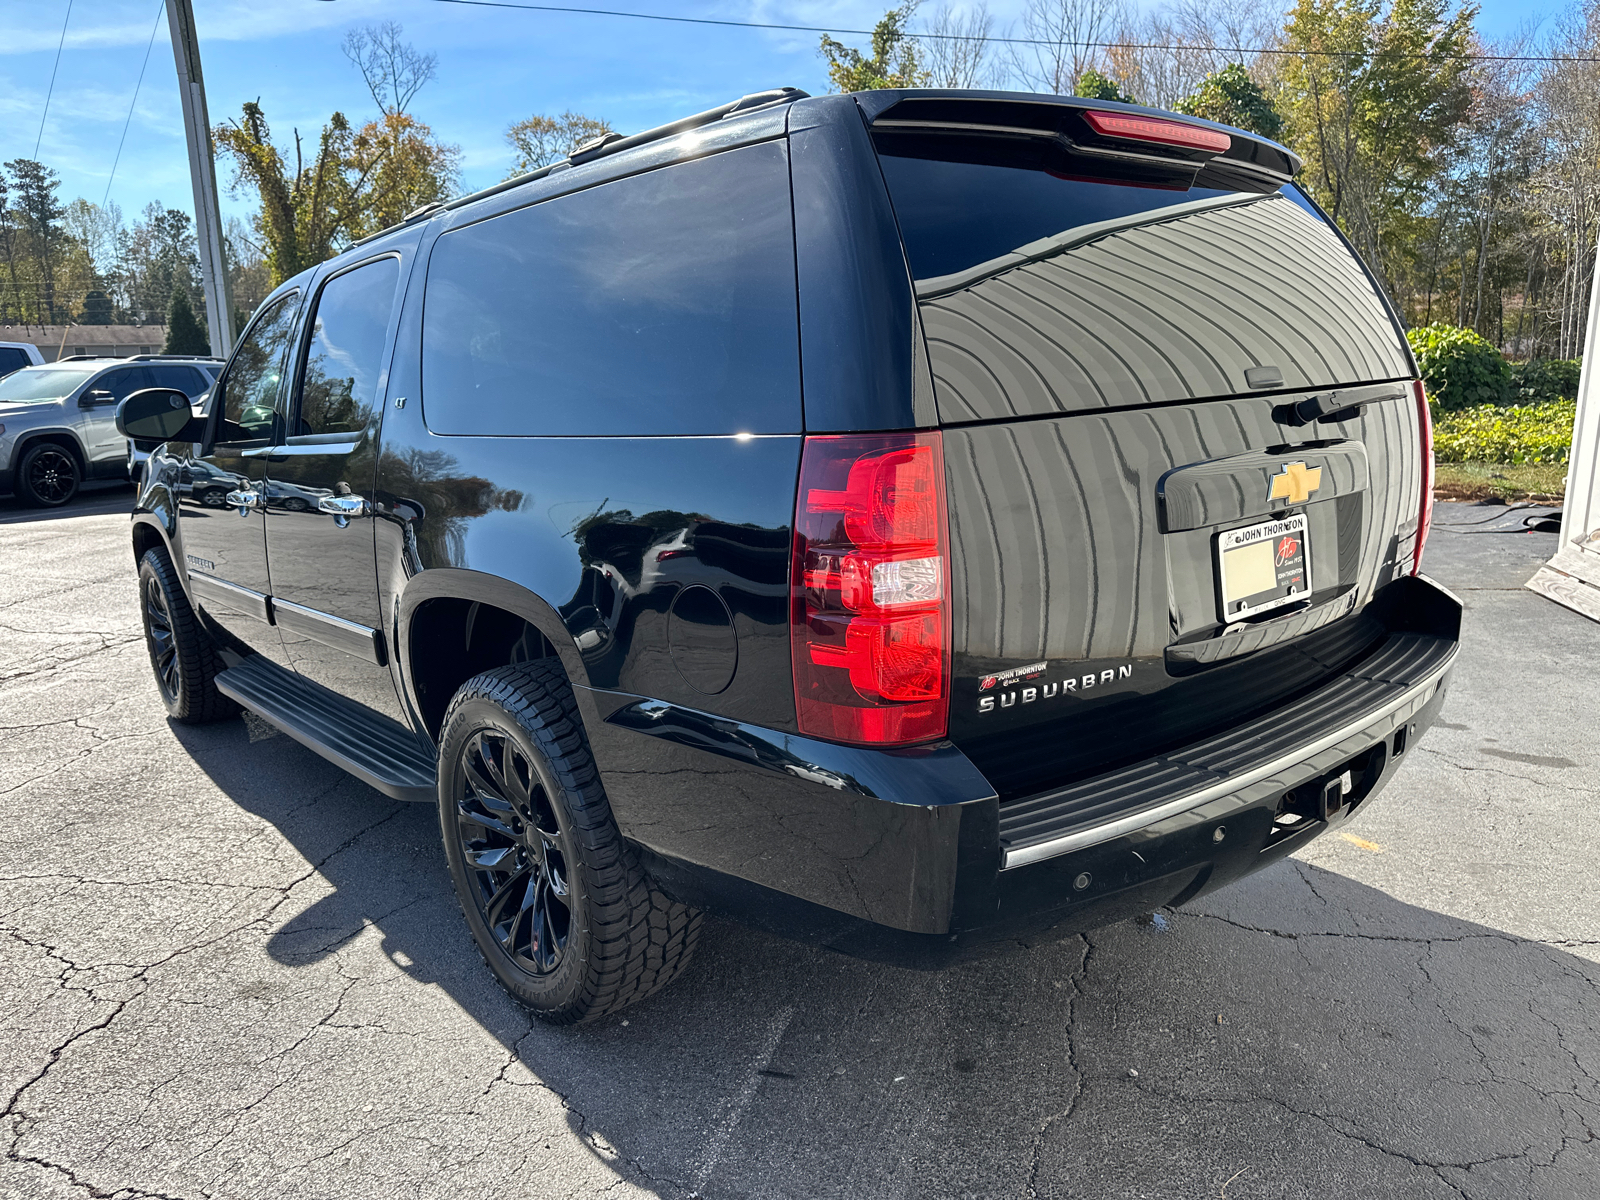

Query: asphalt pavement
[1,491,1596,1200]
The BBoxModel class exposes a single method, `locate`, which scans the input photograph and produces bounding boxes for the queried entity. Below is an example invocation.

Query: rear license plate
[1217,514,1310,622]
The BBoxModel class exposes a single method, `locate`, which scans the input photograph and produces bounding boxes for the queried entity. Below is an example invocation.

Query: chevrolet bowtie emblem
[1268,461,1322,506]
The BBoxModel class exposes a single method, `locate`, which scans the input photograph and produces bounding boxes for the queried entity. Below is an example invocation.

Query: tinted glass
[422,141,799,436]
[296,257,400,436]
[0,348,27,375]
[0,367,96,402]
[876,143,1410,420]
[98,366,153,402]
[147,364,208,396]
[221,292,300,441]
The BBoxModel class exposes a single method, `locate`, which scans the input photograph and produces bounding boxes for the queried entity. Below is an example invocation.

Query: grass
[1433,461,1568,502]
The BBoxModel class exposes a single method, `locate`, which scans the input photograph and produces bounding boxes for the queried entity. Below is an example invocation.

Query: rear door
[868,101,1424,799]
[264,249,410,721]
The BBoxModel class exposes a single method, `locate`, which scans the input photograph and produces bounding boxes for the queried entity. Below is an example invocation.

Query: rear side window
[421,141,799,436]
[146,364,208,396]
[876,141,1410,421]
[296,257,401,436]
[0,347,28,376]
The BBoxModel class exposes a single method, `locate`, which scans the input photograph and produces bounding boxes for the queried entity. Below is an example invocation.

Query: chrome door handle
[225,488,260,514]
[317,494,371,527]
[317,495,371,517]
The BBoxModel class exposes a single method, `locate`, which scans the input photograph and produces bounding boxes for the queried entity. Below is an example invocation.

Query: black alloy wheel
[456,728,574,976]
[19,443,80,507]
[437,661,702,1023]
[145,573,181,702]
[136,546,236,724]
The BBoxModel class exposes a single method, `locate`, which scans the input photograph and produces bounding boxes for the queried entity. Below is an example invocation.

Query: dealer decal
[977,662,1134,713]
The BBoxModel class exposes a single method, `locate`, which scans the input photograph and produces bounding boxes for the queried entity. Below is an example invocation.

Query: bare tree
[1107,0,1282,110]
[919,3,997,89]
[342,22,438,116]
[1007,0,1129,97]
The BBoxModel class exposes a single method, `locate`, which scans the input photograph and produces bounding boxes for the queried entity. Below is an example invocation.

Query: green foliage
[1509,357,1583,405]
[1277,0,1476,295]
[1407,323,1512,410]
[1074,70,1136,104]
[163,286,211,356]
[1432,400,1575,464]
[79,289,113,324]
[1174,64,1282,139]
[819,5,930,92]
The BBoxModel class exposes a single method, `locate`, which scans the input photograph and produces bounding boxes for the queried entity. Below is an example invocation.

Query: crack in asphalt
[1026,933,1093,1199]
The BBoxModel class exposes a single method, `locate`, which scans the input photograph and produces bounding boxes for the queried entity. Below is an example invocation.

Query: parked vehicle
[0,341,45,379]
[0,355,220,505]
[120,89,1459,1024]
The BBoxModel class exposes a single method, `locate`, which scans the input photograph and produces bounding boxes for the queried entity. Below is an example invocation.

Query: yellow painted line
[1337,832,1384,852]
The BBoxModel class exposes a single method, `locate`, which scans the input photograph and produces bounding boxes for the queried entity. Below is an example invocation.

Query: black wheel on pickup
[137,545,237,723]
[18,442,80,507]
[437,661,702,1023]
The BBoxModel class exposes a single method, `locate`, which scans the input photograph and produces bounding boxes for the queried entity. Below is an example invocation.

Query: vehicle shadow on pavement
[0,485,134,524]
[171,714,1600,1200]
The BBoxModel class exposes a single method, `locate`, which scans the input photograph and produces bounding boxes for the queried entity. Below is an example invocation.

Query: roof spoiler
[856,90,1299,188]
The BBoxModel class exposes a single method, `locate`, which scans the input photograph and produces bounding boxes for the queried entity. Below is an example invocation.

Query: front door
[179,290,302,665]
[264,253,408,720]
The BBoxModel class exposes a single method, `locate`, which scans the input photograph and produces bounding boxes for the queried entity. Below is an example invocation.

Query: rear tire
[437,661,702,1024]
[137,546,236,723]
[18,442,80,507]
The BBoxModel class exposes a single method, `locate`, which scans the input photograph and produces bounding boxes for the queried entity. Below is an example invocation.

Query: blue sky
[0,0,1555,235]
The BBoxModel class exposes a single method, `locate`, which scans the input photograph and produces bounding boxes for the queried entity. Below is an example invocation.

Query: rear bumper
[593,575,1460,939]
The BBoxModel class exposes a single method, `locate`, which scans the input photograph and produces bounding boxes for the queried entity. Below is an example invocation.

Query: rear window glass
[875,138,1410,420]
[422,141,800,437]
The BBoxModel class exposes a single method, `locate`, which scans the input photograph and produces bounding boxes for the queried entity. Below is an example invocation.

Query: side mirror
[79,388,114,408]
[115,388,207,442]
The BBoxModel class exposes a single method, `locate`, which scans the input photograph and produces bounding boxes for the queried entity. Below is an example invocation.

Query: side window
[147,364,208,397]
[220,292,300,442]
[99,366,153,404]
[295,257,401,437]
[421,141,799,436]
[0,348,27,376]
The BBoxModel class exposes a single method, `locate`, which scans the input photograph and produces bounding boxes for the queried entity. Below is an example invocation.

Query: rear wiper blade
[1276,383,1408,427]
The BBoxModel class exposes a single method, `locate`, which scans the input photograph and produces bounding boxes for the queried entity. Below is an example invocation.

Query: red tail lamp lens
[792,432,950,745]
[1412,379,1434,575]
[1082,110,1232,155]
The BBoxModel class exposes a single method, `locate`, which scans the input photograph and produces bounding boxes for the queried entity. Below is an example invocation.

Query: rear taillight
[791,432,950,745]
[1081,110,1232,155]
[1412,379,1434,574]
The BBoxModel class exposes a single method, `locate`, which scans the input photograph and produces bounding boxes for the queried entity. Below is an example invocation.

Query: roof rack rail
[349,87,808,248]
[128,353,225,362]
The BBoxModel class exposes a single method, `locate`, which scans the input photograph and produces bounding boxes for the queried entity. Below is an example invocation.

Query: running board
[215,655,437,803]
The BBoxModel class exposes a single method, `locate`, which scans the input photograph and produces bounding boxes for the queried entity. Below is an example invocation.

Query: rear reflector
[792,432,950,745]
[1082,110,1231,155]
[1412,379,1434,574]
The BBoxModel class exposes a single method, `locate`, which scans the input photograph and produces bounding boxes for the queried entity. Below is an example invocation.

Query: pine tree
[164,286,211,356]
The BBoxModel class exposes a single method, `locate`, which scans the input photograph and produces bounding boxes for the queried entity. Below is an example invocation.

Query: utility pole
[166,0,235,357]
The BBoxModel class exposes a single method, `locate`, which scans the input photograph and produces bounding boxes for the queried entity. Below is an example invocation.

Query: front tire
[137,546,236,723]
[18,442,80,507]
[437,662,702,1024]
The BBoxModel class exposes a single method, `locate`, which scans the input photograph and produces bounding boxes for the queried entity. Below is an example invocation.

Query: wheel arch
[397,568,590,743]
[11,428,87,477]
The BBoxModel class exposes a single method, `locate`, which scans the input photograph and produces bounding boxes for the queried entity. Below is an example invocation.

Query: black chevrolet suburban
[119,89,1460,1023]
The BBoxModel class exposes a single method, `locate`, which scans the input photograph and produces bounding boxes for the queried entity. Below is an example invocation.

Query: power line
[105,1,166,207]
[423,0,1600,64]
[34,0,75,159]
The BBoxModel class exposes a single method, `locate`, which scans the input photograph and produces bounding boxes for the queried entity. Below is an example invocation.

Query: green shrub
[1432,399,1575,465]
[1407,323,1512,410]
[1510,356,1583,405]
